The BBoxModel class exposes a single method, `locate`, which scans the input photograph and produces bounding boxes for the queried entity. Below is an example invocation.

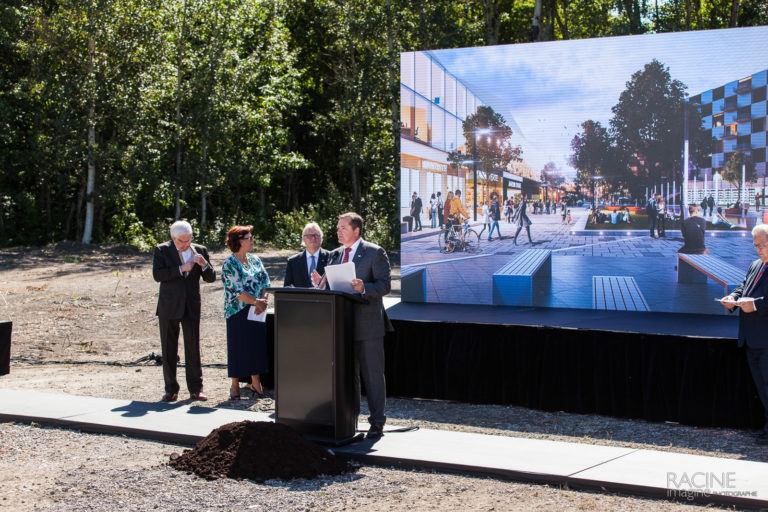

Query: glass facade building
[400,51,494,221]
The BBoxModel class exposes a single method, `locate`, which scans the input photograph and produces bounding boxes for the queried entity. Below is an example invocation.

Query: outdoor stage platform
[379,299,764,430]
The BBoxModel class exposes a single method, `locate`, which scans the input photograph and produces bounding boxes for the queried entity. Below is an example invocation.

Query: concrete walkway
[1,389,766,508]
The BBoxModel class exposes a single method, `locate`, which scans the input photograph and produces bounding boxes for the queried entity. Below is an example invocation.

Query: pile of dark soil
[169,421,348,481]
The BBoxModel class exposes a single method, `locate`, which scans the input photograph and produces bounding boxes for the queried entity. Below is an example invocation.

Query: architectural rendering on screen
[399,26,768,315]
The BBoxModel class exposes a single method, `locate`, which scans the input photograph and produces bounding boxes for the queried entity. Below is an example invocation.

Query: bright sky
[428,26,768,178]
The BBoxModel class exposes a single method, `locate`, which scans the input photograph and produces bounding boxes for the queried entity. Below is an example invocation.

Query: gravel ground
[0,243,763,510]
[0,420,729,512]
[0,364,764,511]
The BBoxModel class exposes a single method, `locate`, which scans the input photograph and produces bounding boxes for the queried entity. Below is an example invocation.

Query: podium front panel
[0,321,10,376]
[275,298,334,425]
[272,289,357,441]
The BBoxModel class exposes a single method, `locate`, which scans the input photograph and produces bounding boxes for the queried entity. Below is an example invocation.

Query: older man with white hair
[721,224,768,445]
[284,222,329,288]
[152,220,216,402]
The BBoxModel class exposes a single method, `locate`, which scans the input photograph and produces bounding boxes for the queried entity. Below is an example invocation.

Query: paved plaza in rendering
[401,208,758,313]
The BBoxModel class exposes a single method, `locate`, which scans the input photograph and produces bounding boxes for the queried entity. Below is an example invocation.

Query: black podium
[0,321,11,376]
[269,288,364,444]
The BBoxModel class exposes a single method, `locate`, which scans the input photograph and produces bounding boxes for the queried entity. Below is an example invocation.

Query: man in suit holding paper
[152,220,216,402]
[313,212,393,438]
[284,222,329,288]
[721,224,768,444]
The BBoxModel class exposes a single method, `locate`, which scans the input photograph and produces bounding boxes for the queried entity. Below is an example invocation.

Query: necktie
[341,247,352,264]
[308,254,316,277]
[179,251,188,277]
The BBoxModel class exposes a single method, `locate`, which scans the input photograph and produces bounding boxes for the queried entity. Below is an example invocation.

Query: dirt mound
[169,421,348,481]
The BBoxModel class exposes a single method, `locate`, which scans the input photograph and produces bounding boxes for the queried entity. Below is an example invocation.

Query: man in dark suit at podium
[284,222,329,288]
[721,224,768,445]
[152,220,216,402]
[314,212,392,438]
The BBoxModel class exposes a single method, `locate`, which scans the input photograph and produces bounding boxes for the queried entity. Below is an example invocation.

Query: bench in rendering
[593,276,649,312]
[401,265,427,303]
[492,249,552,306]
[677,253,744,295]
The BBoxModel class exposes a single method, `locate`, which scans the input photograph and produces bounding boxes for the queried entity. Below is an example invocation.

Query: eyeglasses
[303,234,322,239]
[755,240,768,250]
[240,235,253,240]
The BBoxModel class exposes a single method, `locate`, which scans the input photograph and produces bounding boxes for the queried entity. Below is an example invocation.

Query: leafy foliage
[1,1,766,250]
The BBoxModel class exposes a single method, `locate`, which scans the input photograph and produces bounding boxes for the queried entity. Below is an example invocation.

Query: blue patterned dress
[221,253,271,377]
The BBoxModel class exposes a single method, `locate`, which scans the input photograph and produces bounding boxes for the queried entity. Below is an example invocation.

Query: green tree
[722,151,756,201]
[609,59,687,193]
[570,120,612,204]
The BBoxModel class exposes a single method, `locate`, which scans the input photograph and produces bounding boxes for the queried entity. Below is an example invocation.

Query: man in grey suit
[284,222,329,288]
[314,212,392,438]
[152,220,216,402]
[721,224,768,445]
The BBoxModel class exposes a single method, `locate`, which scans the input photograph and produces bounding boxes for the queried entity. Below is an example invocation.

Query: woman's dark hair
[226,225,253,253]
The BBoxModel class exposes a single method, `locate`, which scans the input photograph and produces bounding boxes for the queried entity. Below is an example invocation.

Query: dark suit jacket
[731,259,768,348]
[284,248,329,288]
[328,239,393,340]
[152,241,216,320]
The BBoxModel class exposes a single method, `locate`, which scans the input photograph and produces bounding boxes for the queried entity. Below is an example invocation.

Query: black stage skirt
[226,306,268,377]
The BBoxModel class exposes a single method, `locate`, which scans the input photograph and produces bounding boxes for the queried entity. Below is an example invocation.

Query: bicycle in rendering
[438,220,480,254]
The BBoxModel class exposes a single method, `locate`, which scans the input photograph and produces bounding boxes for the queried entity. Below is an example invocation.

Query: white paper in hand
[248,306,266,322]
[325,261,357,293]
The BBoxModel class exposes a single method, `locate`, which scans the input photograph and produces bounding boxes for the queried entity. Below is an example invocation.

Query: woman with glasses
[221,225,270,400]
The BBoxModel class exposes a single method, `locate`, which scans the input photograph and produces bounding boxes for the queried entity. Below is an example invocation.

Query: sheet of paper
[325,261,357,293]
[715,297,760,304]
[248,305,266,322]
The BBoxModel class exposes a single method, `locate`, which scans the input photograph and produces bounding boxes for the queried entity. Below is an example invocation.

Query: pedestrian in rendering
[410,192,423,232]
[436,192,444,229]
[488,194,502,241]
[429,193,438,229]
[513,195,533,245]
[647,193,659,238]
[478,199,490,238]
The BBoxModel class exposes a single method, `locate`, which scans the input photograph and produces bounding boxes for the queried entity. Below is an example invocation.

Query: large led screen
[400,26,768,315]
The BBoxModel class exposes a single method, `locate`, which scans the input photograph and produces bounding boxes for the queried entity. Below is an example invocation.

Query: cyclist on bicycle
[447,189,469,228]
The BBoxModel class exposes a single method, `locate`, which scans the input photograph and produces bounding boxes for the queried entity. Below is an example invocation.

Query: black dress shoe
[366,423,384,439]
[756,433,768,445]
[748,427,766,438]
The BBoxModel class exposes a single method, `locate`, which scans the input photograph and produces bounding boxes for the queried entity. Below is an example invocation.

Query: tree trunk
[729,0,739,27]
[351,160,360,210]
[174,0,187,220]
[64,198,77,240]
[684,0,692,29]
[694,0,703,27]
[82,37,96,244]
[76,178,86,242]
[483,0,500,46]
[553,0,568,39]
[387,0,400,209]
[200,133,207,233]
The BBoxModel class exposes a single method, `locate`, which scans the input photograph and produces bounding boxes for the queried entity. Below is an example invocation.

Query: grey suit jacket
[329,239,393,340]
